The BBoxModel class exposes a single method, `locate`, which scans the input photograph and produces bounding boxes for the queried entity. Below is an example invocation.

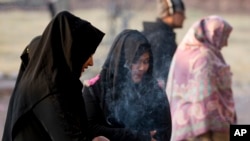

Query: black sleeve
[32,95,86,141]
[82,86,151,141]
[149,87,172,141]
[171,0,185,12]
[154,100,172,141]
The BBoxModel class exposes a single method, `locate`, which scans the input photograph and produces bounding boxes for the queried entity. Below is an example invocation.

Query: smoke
[105,72,170,132]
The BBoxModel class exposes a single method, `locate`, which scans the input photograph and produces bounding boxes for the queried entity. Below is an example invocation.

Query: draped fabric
[3,11,104,141]
[166,15,237,141]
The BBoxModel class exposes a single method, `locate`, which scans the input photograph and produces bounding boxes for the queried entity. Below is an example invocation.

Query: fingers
[92,136,110,141]
[150,130,157,141]
[150,130,157,136]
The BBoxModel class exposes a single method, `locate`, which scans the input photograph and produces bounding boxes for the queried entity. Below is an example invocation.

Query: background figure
[166,15,237,141]
[106,0,120,43]
[83,30,172,141]
[2,11,104,141]
[106,0,131,44]
[46,0,58,18]
[142,0,185,89]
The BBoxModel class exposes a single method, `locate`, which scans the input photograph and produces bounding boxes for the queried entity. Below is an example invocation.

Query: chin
[133,79,141,83]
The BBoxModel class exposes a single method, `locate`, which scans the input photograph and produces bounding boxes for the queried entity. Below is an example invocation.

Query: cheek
[131,65,137,74]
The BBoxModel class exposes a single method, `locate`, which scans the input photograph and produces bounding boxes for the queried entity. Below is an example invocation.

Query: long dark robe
[2,11,104,141]
[142,19,177,89]
[83,30,172,141]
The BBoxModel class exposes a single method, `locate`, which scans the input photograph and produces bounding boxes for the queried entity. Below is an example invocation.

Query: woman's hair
[133,44,152,64]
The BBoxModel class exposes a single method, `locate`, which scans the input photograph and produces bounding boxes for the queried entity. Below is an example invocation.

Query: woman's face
[81,55,93,72]
[131,52,150,83]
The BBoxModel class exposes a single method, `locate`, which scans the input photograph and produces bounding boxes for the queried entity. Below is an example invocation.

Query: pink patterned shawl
[166,15,237,141]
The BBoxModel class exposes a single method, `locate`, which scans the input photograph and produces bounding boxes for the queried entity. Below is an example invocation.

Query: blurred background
[0,0,250,138]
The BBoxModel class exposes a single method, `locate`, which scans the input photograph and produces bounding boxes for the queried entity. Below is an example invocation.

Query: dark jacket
[83,30,172,141]
[2,11,104,141]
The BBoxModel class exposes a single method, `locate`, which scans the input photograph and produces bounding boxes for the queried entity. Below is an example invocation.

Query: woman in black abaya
[83,30,172,141]
[2,11,104,141]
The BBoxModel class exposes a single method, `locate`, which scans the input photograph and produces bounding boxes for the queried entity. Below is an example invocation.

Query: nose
[138,62,147,71]
[88,57,93,66]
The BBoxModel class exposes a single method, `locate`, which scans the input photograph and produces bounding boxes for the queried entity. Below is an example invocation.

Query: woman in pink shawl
[166,15,237,141]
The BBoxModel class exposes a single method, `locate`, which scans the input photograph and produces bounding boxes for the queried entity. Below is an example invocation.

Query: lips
[134,73,143,78]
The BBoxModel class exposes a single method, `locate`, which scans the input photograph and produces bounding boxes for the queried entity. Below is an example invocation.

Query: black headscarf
[3,11,104,141]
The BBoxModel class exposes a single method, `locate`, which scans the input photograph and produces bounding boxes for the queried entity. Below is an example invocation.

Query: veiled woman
[83,29,172,141]
[166,15,237,141]
[2,11,104,141]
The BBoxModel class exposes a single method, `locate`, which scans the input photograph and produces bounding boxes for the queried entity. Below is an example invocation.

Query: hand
[150,130,157,141]
[92,136,110,141]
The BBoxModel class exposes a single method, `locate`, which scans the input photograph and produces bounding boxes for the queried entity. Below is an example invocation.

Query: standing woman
[2,11,104,141]
[166,15,237,141]
[83,30,172,141]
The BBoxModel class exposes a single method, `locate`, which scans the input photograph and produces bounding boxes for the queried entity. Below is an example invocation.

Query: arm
[82,85,151,141]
